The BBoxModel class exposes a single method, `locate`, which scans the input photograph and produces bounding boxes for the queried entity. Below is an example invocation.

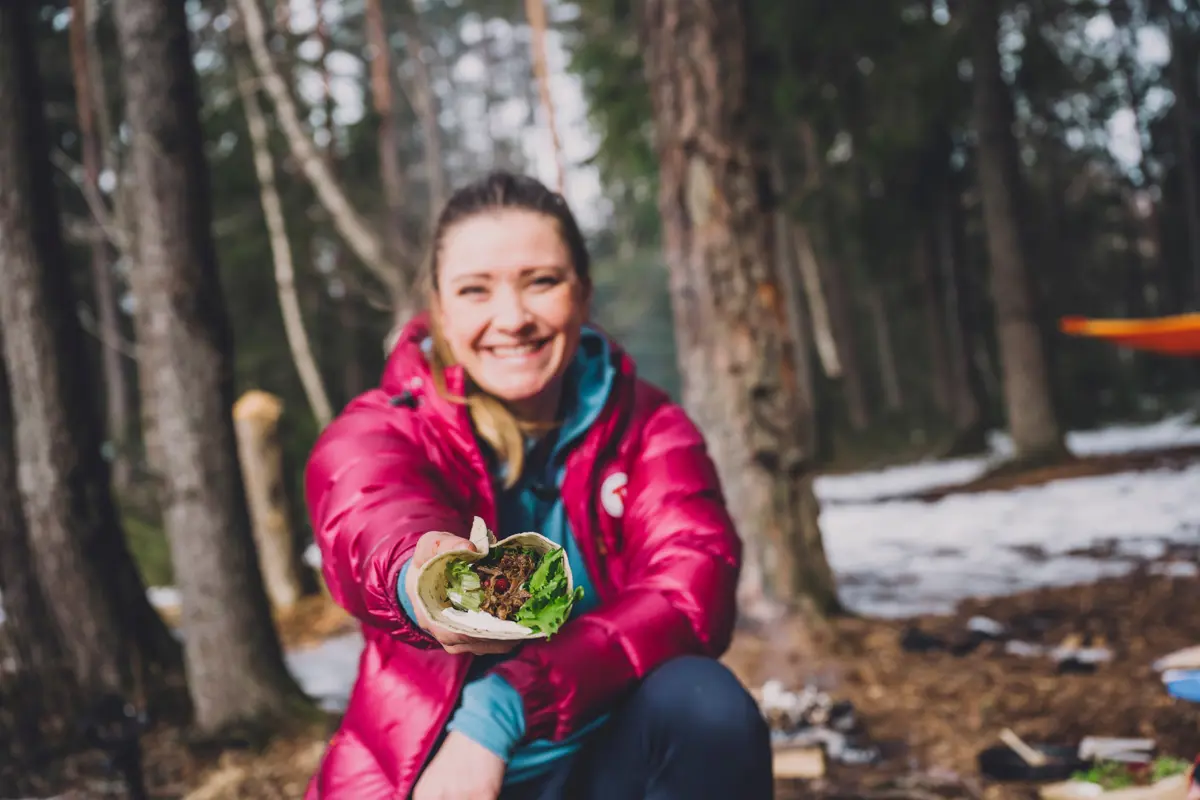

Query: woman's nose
[491,284,532,330]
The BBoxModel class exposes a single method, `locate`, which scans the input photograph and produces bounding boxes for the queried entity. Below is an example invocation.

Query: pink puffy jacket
[302,315,742,799]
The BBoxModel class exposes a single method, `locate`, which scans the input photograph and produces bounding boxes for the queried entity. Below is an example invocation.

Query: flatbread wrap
[414,517,583,640]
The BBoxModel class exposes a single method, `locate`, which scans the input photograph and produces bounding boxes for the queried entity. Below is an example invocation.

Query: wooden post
[232,390,302,610]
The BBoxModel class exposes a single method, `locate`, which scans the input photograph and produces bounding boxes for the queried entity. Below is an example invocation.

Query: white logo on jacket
[600,472,628,518]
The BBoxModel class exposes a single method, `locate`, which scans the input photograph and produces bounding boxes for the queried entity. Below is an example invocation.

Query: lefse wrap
[413,517,579,641]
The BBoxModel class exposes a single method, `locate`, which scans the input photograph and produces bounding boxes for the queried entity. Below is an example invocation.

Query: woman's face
[433,209,589,415]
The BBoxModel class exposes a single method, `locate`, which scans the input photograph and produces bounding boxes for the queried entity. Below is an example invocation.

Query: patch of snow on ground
[285,632,364,712]
[822,463,1200,618]
[815,413,1200,504]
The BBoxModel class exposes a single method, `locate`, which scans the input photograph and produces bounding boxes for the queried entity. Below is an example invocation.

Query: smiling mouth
[483,338,551,360]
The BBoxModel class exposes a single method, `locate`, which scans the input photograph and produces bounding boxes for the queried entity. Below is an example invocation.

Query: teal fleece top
[397,327,614,784]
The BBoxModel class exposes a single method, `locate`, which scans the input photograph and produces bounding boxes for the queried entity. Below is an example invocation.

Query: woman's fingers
[411,530,476,569]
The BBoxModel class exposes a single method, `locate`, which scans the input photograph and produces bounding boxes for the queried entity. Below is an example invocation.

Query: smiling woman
[428,178,592,485]
[303,171,768,800]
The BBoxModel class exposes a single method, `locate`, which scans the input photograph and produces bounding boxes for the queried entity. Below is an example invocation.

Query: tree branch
[49,148,129,253]
[233,53,334,429]
[233,0,405,298]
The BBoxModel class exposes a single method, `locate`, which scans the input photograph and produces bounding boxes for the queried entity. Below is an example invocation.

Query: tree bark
[970,0,1066,463]
[112,0,305,733]
[364,0,410,254]
[866,286,904,413]
[819,247,871,430]
[640,0,839,615]
[914,229,952,416]
[934,178,988,454]
[0,1,181,703]
[233,391,304,610]
[791,224,843,379]
[0,342,76,766]
[69,0,133,491]
[525,0,566,193]
[1167,19,1200,303]
[234,55,333,429]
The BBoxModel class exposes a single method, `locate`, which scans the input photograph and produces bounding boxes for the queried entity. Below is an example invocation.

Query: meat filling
[475,550,537,620]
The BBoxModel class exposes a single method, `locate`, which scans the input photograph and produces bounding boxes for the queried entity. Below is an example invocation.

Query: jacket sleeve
[304,390,466,647]
[490,403,742,742]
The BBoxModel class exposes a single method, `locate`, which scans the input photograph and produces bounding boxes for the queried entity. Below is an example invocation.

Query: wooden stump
[232,390,302,610]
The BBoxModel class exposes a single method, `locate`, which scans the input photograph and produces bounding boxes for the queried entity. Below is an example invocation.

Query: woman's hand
[405,531,520,656]
[412,731,506,800]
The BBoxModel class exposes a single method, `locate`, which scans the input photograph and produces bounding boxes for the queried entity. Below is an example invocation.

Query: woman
[304,172,772,800]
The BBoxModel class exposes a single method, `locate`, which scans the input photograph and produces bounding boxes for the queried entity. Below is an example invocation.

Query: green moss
[122,511,173,588]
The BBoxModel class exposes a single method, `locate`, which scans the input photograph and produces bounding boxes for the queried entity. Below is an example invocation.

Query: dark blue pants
[499,656,773,800]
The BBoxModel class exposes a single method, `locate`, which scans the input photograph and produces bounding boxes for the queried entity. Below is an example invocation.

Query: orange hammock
[1060,313,1200,356]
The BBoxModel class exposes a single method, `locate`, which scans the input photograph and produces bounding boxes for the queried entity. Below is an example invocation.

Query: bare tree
[112,0,306,732]
[234,53,333,428]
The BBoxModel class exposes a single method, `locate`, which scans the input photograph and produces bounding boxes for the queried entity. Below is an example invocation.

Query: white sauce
[441,608,533,635]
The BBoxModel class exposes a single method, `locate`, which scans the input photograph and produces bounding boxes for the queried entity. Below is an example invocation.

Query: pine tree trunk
[0,1,182,704]
[1167,21,1200,302]
[364,0,410,255]
[819,247,871,430]
[641,0,839,615]
[915,229,953,416]
[867,286,904,413]
[68,0,133,491]
[934,179,988,455]
[970,0,1067,463]
[112,0,305,733]
[0,344,77,768]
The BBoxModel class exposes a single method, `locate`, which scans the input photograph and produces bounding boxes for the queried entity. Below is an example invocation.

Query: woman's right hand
[405,531,520,656]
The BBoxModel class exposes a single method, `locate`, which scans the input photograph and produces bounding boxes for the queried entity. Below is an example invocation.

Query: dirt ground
[13,566,1199,799]
[12,447,1200,799]
[727,566,1200,799]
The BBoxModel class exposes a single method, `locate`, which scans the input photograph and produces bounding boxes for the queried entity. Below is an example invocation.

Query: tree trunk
[0,1,182,704]
[234,54,333,429]
[970,0,1066,463]
[364,0,410,256]
[69,0,133,491]
[112,0,305,733]
[1167,20,1200,303]
[914,228,952,416]
[790,224,843,380]
[819,247,871,430]
[525,0,566,193]
[640,0,839,615]
[866,286,904,413]
[0,343,77,768]
[770,157,819,459]
[934,178,988,455]
[233,391,304,610]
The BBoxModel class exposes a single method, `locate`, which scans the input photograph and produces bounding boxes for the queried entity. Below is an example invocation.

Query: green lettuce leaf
[446,558,483,611]
[513,548,583,637]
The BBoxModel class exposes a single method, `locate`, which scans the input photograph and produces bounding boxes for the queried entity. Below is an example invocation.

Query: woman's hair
[425,171,591,487]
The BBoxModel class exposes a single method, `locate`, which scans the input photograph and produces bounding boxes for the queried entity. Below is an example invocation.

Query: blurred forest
[1,0,1198,794]
[15,0,1200,529]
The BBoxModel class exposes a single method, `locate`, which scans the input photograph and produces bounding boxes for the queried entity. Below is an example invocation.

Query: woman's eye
[458,285,487,297]
[531,275,562,288]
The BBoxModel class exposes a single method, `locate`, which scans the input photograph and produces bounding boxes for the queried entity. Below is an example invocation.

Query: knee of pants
[635,655,769,746]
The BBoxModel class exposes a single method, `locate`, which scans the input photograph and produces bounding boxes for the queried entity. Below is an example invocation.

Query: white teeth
[490,342,541,358]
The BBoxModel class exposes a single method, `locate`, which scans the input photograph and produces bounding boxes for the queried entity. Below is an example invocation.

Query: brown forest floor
[12,449,1200,799]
